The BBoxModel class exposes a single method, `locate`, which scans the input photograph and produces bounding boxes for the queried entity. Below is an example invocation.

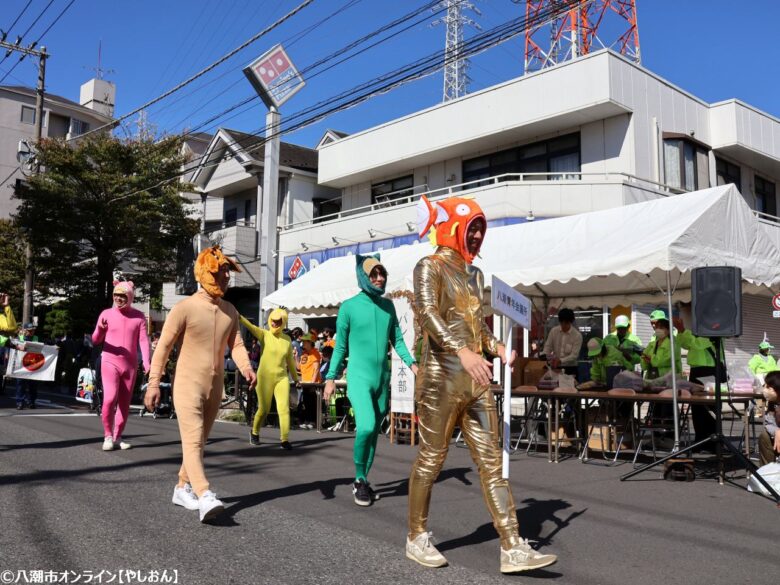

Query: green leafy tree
[0,219,27,320]
[13,133,200,320]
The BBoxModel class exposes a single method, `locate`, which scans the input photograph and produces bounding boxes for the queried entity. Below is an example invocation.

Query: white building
[0,80,115,218]
[278,49,780,363]
[161,127,339,322]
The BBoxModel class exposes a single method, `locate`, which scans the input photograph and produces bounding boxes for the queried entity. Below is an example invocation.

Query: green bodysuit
[326,254,416,481]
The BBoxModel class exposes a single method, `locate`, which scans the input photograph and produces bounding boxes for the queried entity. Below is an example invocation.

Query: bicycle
[222,370,257,425]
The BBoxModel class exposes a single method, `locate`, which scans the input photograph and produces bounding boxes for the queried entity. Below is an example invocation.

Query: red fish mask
[416,195,486,264]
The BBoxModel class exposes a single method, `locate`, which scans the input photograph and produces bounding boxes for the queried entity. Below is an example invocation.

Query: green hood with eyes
[355,253,386,297]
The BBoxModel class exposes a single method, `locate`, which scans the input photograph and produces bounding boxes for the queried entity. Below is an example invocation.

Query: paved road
[0,396,776,585]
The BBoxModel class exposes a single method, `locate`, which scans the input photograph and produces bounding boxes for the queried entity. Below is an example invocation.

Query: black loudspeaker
[691,266,742,337]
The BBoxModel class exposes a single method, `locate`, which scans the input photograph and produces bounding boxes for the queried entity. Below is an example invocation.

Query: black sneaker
[249,433,260,446]
[367,483,380,502]
[280,441,292,450]
[353,479,371,507]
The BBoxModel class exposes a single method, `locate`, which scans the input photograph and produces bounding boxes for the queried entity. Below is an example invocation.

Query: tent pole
[667,271,680,451]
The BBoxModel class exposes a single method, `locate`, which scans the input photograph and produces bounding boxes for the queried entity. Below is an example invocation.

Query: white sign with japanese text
[390,296,416,414]
[491,276,531,330]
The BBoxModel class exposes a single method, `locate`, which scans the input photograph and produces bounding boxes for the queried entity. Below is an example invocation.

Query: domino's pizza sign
[243,44,305,109]
[288,256,307,281]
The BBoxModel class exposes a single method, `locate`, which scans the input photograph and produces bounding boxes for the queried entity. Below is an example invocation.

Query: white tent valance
[263,185,780,311]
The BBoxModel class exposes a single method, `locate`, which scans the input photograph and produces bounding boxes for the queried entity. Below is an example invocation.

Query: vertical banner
[6,343,59,381]
[390,294,416,414]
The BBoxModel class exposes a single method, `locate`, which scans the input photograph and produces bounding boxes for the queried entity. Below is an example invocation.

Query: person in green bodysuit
[241,308,300,450]
[323,254,417,507]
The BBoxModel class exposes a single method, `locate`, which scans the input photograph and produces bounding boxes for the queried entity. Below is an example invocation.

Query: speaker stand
[621,338,780,505]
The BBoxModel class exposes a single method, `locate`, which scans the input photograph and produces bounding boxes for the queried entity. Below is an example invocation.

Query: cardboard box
[523,360,548,388]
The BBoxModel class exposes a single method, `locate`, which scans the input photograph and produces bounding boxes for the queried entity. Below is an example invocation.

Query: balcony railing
[281,171,682,231]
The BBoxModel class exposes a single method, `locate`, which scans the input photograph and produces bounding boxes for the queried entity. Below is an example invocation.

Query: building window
[20,106,35,125]
[244,199,252,225]
[663,138,708,191]
[716,157,741,189]
[224,207,237,226]
[313,196,342,223]
[371,175,414,206]
[755,175,777,217]
[462,133,580,187]
[70,119,90,136]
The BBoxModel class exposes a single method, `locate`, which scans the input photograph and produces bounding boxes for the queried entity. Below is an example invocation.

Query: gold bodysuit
[408,246,521,549]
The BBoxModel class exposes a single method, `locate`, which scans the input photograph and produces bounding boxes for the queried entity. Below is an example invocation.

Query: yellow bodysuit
[241,309,299,443]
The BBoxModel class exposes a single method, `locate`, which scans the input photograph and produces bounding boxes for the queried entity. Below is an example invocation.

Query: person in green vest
[586,337,632,385]
[678,321,726,448]
[641,310,682,426]
[640,309,682,379]
[749,341,777,376]
[603,315,643,366]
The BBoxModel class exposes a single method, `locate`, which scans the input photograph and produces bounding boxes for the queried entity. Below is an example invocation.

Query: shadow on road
[219,476,355,523]
[436,496,586,558]
[372,467,474,499]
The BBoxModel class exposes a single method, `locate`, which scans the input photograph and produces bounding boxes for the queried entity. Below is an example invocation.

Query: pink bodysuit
[92,305,150,442]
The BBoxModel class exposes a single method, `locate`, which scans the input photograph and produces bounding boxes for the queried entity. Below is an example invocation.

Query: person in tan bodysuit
[145,246,256,523]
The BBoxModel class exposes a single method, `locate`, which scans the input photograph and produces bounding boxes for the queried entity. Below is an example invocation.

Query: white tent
[264,185,780,311]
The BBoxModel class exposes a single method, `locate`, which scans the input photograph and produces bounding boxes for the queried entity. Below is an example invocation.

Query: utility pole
[0,40,48,325]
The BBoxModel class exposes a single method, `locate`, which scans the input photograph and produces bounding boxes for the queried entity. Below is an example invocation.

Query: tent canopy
[263,185,780,311]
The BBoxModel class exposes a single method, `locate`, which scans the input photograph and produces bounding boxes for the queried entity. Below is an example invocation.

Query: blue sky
[1,0,778,148]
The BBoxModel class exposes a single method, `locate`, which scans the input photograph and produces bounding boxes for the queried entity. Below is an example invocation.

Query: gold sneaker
[500,539,557,573]
[406,532,448,568]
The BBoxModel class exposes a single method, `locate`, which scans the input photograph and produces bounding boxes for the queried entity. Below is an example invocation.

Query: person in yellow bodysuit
[240,308,299,450]
[405,195,557,574]
[145,246,255,523]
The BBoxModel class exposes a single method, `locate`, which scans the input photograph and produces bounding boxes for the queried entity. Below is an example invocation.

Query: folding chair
[632,389,691,466]
[583,388,637,465]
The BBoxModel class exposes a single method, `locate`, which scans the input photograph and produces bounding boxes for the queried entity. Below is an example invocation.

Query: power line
[70,0,319,142]
[2,0,33,37]
[154,0,446,149]
[0,0,76,85]
[106,0,584,203]
[149,0,366,131]
[0,0,55,69]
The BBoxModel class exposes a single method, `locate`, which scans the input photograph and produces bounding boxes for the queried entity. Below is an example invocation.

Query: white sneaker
[172,483,199,511]
[102,437,115,451]
[406,532,447,568]
[118,441,132,450]
[198,490,224,523]
[500,539,557,573]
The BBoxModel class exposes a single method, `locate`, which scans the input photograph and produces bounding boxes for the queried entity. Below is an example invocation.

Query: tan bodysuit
[148,289,251,496]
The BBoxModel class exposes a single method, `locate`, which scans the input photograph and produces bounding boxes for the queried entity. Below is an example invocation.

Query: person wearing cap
[543,308,583,378]
[749,341,777,376]
[240,308,299,449]
[92,281,151,449]
[604,315,643,366]
[144,246,256,523]
[13,321,39,409]
[641,309,682,379]
[677,319,726,447]
[296,333,321,429]
[587,337,632,386]
[323,253,417,508]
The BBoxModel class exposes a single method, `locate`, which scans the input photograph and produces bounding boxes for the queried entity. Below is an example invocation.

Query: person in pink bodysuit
[92,281,150,451]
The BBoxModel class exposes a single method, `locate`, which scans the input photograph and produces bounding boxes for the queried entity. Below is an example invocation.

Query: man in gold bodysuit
[405,195,557,574]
